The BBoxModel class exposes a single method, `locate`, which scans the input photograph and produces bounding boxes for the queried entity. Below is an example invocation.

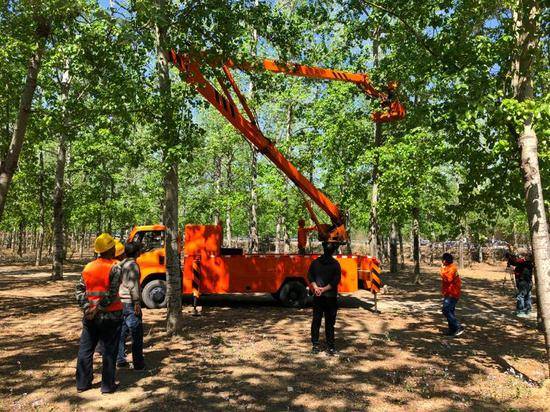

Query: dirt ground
[0,261,549,412]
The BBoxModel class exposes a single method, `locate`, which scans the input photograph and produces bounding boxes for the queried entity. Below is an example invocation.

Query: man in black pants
[308,241,341,355]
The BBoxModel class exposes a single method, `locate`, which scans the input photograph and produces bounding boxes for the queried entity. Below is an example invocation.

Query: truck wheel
[279,281,307,308]
[142,279,167,309]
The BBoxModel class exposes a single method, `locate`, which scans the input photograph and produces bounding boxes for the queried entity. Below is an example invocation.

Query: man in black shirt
[308,241,341,355]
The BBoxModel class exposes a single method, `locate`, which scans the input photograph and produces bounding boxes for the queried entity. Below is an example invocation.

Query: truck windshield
[134,230,165,252]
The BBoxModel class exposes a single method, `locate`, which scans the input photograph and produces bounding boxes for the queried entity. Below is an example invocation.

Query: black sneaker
[453,327,465,337]
[77,386,92,393]
[133,364,147,371]
[101,384,118,394]
[327,347,337,356]
[311,345,320,354]
[117,361,130,368]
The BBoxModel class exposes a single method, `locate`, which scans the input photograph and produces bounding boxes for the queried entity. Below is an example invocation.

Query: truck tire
[142,279,167,309]
[279,281,307,308]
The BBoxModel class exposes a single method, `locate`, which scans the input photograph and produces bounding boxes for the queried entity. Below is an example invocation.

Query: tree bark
[224,153,234,248]
[458,236,465,270]
[398,225,405,268]
[213,156,221,225]
[51,66,71,280]
[225,210,232,248]
[412,207,422,284]
[510,0,550,374]
[17,220,24,257]
[247,8,260,254]
[367,30,383,259]
[248,148,259,253]
[390,222,398,273]
[35,149,45,266]
[0,18,50,222]
[154,0,183,334]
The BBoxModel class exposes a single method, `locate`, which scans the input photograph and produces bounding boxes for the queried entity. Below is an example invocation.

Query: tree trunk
[510,0,550,374]
[213,156,221,225]
[107,177,114,234]
[412,207,422,284]
[17,220,24,257]
[458,236,465,270]
[390,222,398,273]
[248,147,259,253]
[275,215,281,253]
[163,162,182,333]
[35,149,45,266]
[154,0,183,334]
[51,65,71,281]
[283,214,290,254]
[479,244,483,263]
[224,153,234,248]
[0,19,49,221]
[225,210,232,247]
[79,229,85,259]
[247,3,260,254]
[368,32,382,259]
[398,225,405,268]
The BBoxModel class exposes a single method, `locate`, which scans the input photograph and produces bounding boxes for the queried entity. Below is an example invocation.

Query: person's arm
[126,261,141,303]
[97,264,122,311]
[127,261,142,315]
[308,262,320,294]
[75,275,89,312]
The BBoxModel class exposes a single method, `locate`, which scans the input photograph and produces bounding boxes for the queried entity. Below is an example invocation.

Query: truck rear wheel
[279,281,307,308]
[142,279,167,309]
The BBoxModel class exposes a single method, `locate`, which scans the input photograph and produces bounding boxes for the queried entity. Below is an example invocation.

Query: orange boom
[128,51,401,309]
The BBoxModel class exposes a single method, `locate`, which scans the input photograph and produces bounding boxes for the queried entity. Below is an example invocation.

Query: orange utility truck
[128,223,381,309]
[128,52,405,309]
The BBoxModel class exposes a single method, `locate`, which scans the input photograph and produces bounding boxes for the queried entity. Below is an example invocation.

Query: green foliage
[1,0,547,249]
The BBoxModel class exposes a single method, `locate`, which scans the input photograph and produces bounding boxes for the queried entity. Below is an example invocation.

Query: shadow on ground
[0,262,548,411]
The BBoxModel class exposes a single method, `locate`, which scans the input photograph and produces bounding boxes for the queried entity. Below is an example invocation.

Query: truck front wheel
[142,279,167,309]
[279,281,307,308]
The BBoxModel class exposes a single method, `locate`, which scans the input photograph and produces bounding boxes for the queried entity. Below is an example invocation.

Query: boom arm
[167,50,405,242]
[225,58,405,123]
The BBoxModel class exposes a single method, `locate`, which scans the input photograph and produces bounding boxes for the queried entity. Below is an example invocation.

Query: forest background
[1,0,547,258]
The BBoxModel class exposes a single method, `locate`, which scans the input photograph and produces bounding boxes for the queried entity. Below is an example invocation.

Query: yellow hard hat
[114,240,125,257]
[94,233,116,254]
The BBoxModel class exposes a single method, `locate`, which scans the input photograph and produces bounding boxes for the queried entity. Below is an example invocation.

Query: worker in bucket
[308,240,341,355]
[297,218,317,255]
[440,253,464,337]
[116,242,145,369]
[75,233,123,394]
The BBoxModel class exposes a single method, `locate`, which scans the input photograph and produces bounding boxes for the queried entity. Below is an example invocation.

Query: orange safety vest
[82,258,123,312]
[440,263,461,299]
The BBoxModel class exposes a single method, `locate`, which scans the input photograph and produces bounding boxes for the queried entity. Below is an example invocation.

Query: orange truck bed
[128,224,382,309]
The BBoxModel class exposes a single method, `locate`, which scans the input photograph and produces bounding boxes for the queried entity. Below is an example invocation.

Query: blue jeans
[117,303,144,367]
[516,281,532,313]
[442,297,461,334]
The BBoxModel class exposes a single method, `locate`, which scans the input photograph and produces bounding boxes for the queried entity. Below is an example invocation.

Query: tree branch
[360,0,464,72]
